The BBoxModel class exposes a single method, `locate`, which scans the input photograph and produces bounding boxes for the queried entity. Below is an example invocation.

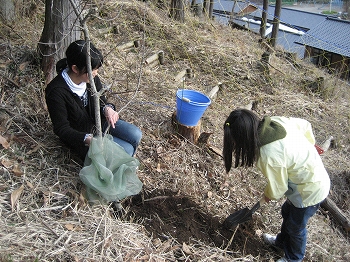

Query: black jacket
[45,70,112,159]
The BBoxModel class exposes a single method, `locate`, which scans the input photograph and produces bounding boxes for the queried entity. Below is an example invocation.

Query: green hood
[258,117,286,146]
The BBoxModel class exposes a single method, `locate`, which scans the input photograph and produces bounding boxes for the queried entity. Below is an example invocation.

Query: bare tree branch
[69,0,103,137]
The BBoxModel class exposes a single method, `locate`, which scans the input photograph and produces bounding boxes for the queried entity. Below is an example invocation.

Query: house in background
[212,1,350,80]
[296,17,350,80]
[245,5,327,58]
[213,2,328,58]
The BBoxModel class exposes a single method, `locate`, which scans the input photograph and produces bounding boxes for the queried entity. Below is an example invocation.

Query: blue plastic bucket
[176,89,211,126]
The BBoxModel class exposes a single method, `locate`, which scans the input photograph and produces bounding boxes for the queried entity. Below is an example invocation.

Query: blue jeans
[103,120,142,156]
[275,200,321,262]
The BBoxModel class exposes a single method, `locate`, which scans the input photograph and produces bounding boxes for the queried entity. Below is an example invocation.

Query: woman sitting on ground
[45,40,142,161]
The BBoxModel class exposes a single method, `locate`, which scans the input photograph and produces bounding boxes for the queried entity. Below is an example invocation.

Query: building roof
[212,1,349,58]
[249,5,327,31]
[213,1,328,31]
[296,17,350,57]
[213,1,252,16]
[276,31,306,58]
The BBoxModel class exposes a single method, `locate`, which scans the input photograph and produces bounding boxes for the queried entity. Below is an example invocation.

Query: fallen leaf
[0,135,10,149]
[137,255,150,261]
[65,224,75,231]
[160,239,172,252]
[27,144,41,155]
[11,184,24,211]
[156,162,161,172]
[78,191,87,208]
[182,242,192,255]
[19,62,29,71]
[1,158,13,168]
[26,181,34,189]
[103,236,112,249]
[65,224,82,231]
[12,164,23,177]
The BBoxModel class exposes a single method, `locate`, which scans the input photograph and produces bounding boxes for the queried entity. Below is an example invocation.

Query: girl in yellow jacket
[223,109,330,262]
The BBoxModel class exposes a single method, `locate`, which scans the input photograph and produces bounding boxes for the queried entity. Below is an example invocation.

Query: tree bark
[0,0,15,21]
[260,0,268,38]
[229,0,237,23]
[172,112,201,144]
[203,0,209,17]
[270,0,281,47]
[190,0,196,9]
[208,0,214,19]
[343,0,350,18]
[38,0,81,84]
[169,0,184,22]
[321,197,350,232]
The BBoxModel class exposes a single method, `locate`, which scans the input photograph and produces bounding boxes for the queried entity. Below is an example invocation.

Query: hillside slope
[0,1,349,261]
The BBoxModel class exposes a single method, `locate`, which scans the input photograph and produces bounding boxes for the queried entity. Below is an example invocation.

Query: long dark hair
[65,40,103,73]
[223,109,260,172]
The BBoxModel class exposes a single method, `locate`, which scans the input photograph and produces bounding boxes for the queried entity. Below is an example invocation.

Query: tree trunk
[260,0,268,38]
[0,0,15,21]
[343,0,350,18]
[270,0,281,47]
[191,0,196,9]
[169,0,185,22]
[229,0,237,23]
[172,112,201,144]
[203,0,209,17]
[208,0,214,19]
[38,0,81,84]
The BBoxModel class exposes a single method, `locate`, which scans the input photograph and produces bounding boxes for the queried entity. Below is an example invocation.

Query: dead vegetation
[0,0,349,261]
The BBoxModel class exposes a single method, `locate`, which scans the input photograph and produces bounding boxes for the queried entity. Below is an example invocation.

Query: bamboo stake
[207,82,221,99]
[145,51,164,65]
[117,41,135,51]
[174,68,192,82]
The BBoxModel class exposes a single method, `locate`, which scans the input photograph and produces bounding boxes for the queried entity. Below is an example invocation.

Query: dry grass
[0,0,349,261]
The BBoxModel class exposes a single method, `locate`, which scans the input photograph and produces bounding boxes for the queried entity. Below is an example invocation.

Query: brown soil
[124,190,272,258]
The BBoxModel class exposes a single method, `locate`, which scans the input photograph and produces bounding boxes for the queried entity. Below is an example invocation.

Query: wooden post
[207,82,221,100]
[172,112,201,144]
[270,0,281,47]
[134,40,140,48]
[260,0,268,38]
[158,51,164,65]
[174,69,187,82]
[174,68,193,82]
[113,25,120,34]
[145,51,164,65]
[258,51,270,75]
[117,41,135,51]
[186,68,193,78]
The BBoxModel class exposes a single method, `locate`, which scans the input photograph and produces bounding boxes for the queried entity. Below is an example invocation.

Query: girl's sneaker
[262,233,277,246]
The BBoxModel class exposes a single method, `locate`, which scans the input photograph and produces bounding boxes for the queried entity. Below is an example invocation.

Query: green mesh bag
[79,134,142,203]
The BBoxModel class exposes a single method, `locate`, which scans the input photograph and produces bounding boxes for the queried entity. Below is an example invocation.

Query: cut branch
[321,197,350,232]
